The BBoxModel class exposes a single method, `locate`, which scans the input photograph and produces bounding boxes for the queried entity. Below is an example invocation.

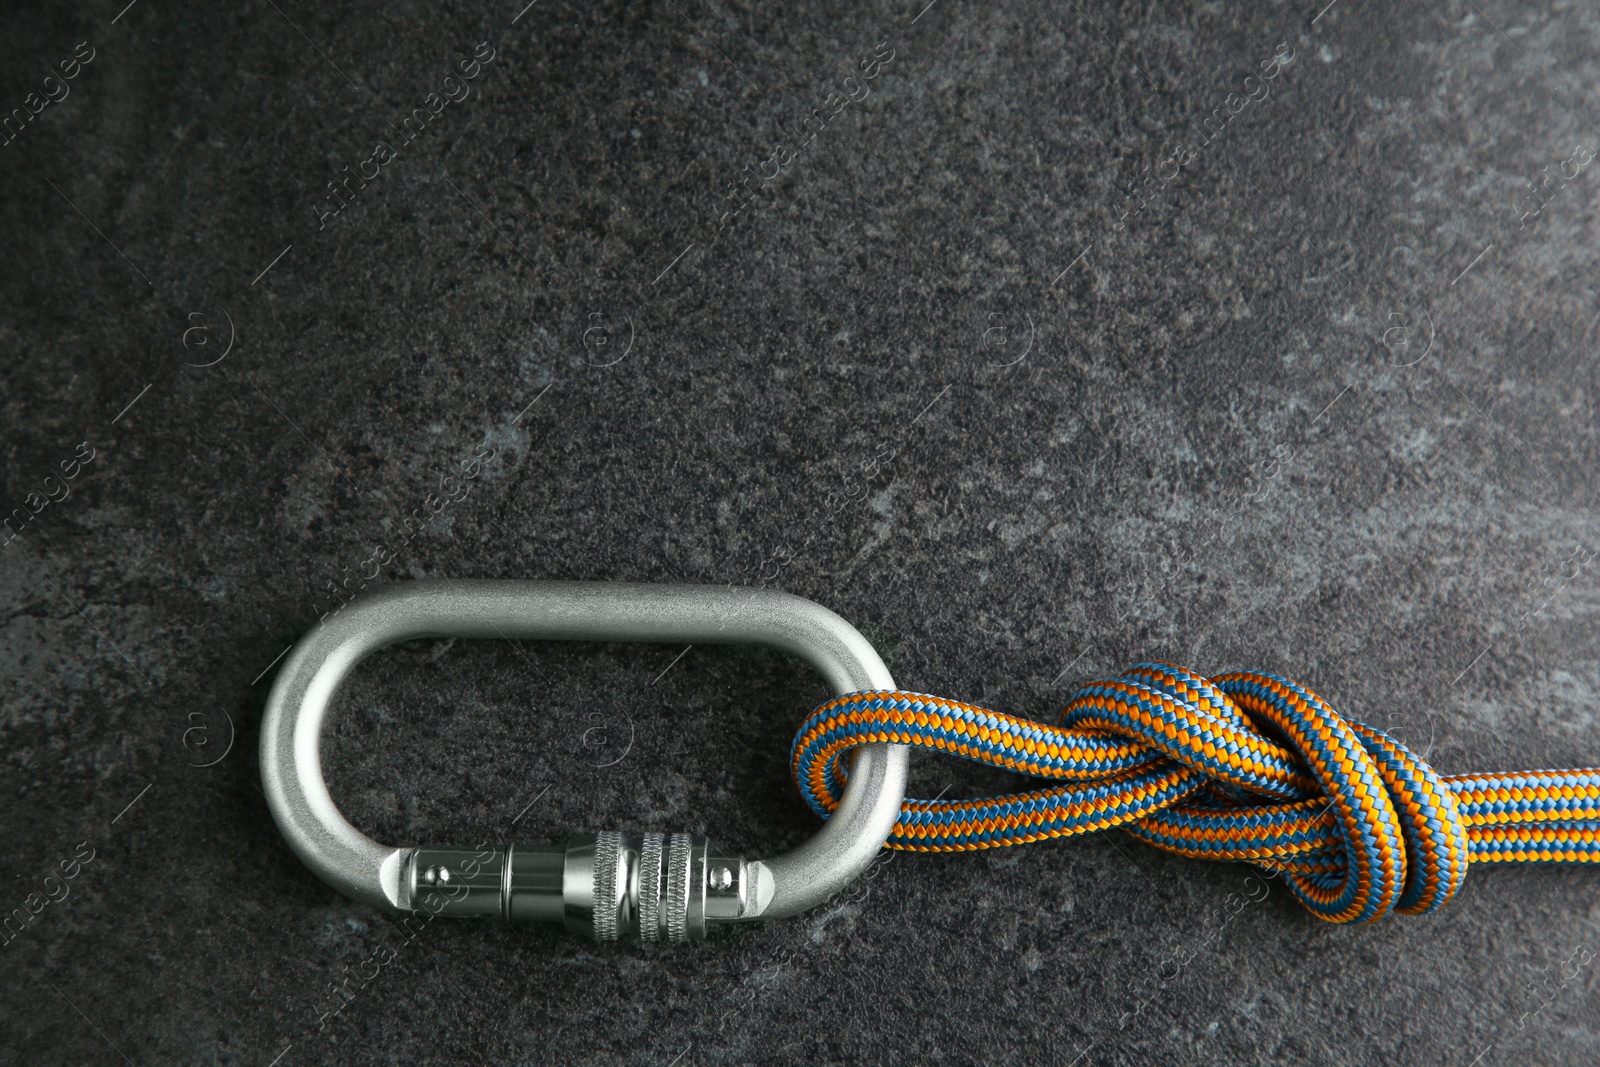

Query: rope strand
[791,663,1600,923]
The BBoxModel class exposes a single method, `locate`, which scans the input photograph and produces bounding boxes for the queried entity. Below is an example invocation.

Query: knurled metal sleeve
[665,832,693,944]
[638,832,665,942]
[593,831,623,941]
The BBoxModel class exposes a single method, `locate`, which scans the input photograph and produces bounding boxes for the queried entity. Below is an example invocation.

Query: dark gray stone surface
[3,0,1599,1063]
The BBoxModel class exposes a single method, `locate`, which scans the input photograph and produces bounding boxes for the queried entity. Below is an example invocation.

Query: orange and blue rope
[790,663,1600,923]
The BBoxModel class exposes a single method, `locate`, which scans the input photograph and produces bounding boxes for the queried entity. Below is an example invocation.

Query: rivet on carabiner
[259,580,909,942]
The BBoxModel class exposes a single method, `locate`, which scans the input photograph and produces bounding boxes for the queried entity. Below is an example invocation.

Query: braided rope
[791,663,1600,923]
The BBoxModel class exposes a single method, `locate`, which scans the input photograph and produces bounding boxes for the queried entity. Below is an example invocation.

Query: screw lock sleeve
[405,835,747,942]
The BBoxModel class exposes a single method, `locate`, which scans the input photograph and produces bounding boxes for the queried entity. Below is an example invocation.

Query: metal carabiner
[259,579,908,942]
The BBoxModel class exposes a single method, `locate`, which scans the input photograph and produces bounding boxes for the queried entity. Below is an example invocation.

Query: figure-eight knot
[792,663,1600,923]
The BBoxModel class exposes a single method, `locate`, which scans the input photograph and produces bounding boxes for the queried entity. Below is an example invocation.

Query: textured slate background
[3,0,1600,1063]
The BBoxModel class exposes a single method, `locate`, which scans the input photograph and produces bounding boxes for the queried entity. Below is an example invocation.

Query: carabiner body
[259,580,908,942]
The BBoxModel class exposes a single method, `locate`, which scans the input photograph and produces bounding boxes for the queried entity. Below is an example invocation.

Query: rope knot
[793,664,1485,923]
[1079,664,1469,923]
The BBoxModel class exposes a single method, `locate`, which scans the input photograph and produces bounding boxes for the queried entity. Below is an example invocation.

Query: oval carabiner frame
[259,579,909,922]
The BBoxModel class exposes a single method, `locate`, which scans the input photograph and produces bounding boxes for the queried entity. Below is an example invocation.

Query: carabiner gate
[260,580,908,942]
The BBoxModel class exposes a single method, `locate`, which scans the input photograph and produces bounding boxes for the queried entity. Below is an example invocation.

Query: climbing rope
[791,663,1600,923]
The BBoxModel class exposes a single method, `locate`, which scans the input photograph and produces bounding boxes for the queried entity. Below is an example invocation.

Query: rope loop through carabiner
[792,663,1600,924]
